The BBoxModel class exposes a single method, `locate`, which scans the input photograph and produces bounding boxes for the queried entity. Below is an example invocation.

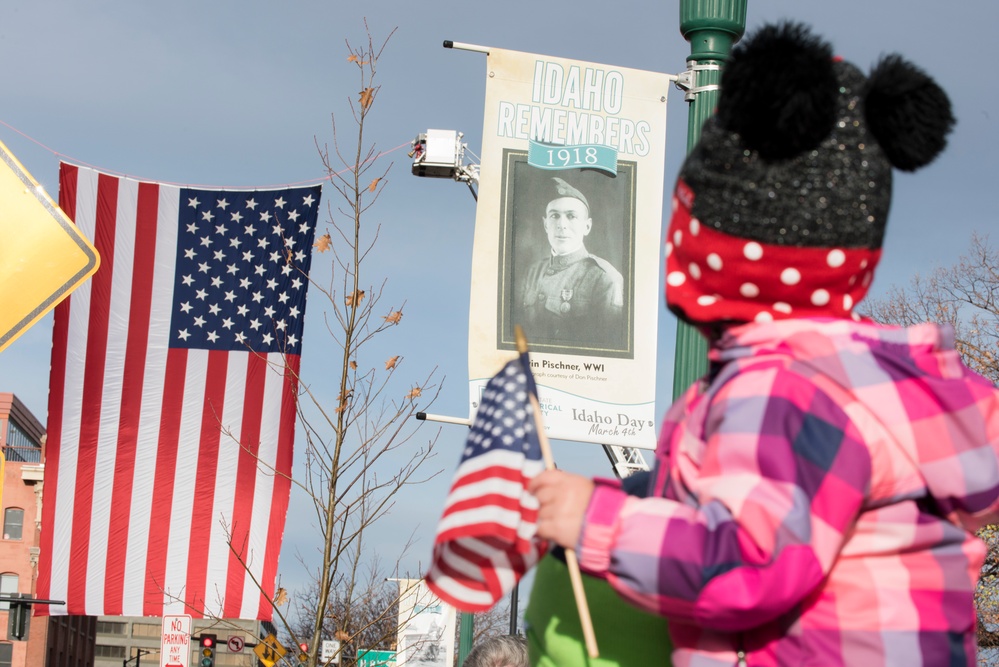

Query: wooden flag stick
[515,326,600,659]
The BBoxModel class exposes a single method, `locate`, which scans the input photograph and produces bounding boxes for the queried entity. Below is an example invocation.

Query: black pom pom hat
[665,22,954,326]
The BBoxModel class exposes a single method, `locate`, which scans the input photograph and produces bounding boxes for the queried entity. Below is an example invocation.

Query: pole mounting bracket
[675,62,722,102]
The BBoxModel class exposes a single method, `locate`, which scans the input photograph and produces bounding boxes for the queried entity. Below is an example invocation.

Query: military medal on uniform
[559,288,573,313]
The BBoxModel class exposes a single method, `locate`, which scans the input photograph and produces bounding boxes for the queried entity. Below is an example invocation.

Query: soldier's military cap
[550,177,589,213]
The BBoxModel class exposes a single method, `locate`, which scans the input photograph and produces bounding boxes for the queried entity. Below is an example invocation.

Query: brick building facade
[0,393,96,666]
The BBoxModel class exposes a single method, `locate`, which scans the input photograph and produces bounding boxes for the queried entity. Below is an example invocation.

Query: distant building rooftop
[0,393,45,464]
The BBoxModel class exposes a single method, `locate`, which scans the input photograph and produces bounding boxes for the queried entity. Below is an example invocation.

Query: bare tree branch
[200,22,444,667]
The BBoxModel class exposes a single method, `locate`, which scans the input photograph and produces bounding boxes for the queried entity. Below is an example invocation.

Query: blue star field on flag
[465,354,543,461]
[169,185,321,353]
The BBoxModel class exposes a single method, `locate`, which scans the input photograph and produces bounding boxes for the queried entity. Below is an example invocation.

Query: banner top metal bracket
[675,62,721,101]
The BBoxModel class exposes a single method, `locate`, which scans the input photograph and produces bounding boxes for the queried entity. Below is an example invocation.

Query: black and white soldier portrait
[498,156,636,358]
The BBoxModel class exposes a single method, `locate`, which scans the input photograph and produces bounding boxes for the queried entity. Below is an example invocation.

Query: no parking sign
[160,614,192,667]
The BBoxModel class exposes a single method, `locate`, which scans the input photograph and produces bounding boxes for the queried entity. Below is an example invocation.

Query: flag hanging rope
[0,117,410,190]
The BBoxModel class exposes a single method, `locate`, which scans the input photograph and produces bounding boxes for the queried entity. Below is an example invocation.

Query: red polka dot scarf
[665,179,881,325]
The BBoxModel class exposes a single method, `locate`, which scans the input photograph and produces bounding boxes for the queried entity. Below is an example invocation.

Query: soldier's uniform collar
[549,246,589,269]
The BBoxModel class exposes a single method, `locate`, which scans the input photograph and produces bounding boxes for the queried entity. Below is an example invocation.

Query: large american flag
[36,163,320,619]
[425,352,548,611]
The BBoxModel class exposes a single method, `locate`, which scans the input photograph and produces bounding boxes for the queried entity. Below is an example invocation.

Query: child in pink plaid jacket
[529,22,999,667]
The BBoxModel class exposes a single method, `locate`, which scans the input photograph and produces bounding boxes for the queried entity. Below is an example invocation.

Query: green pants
[525,553,673,666]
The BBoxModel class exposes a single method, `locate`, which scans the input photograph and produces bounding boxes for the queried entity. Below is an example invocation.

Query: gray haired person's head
[462,635,528,667]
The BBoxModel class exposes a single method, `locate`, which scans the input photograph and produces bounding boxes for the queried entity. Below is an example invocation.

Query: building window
[94,645,127,658]
[95,620,127,635]
[3,508,23,541]
[95,644,127,658]
[132,622,161,637]
[0,642,12,667]
[0,574,17,611]
[2,420,41,463]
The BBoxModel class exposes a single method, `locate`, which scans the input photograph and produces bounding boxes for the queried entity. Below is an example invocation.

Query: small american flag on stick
[425,349,547,611]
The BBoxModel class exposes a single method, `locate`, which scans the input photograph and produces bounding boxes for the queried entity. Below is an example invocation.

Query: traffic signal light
[199,634,216,667]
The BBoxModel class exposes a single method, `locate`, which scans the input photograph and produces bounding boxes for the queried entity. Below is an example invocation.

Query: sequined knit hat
[665,22,954,326]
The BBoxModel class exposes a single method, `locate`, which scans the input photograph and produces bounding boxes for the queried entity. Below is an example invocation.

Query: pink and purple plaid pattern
[578,318,999,666]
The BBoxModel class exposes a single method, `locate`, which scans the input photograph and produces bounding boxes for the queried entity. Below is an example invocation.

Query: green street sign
[356,649,396,667]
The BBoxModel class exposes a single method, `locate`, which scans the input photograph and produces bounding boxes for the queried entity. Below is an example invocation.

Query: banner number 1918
[541,146,600,168]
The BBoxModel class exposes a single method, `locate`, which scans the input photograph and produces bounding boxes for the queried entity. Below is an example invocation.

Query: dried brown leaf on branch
[359,87,375,109]
[350,360,358,370]
[273,587,288,606]
[368,177,381,193]
[383,310,403,324]
[405,386,422,400]
[385,356,399,371]
[335,389,353,413]
[345,290,366,307]
[314,233,332,253]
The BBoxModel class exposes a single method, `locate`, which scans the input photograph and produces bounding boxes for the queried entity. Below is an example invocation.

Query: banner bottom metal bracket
[602,444,650,478]
[416,412,471,427]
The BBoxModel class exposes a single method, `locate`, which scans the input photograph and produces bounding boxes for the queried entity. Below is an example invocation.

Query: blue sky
[1,1,996,601]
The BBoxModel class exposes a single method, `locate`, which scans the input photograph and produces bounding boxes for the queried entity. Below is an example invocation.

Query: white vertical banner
[396,579,456,667]
[467,47,671,449]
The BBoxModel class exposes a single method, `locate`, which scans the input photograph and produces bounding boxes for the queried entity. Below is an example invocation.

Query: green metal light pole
[458,611,475,665]
[672,1,748,399]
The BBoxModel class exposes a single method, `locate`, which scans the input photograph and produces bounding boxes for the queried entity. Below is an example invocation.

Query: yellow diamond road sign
[254,633,287,667]
[0,140,99,353]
